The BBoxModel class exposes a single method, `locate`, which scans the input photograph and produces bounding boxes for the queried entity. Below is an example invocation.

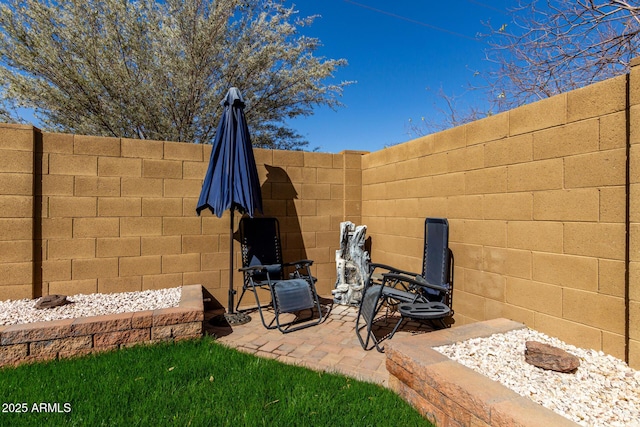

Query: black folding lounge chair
[236,217,323,333]
[355,217,454,351]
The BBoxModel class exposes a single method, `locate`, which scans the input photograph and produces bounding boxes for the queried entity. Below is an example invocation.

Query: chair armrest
[369,262,396,271]
[367,263,420,293]
[239,265,265,273]
[283,259,314,268]
[370,263,419,277]
[382,272,449,293]
[239,264,282,276]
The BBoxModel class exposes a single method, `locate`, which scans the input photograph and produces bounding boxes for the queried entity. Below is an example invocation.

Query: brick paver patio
[204,299,437,386]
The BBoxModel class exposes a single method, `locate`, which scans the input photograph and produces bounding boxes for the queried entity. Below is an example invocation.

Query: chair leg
[388,315,405,340]
[246,285,278,330]
[374,298,391,352]
[234,286,249,313]
[355,305,372,350]
[236,283,268,313]
[274,308,320,333]
[434,317,450,329]
[355,287,387,352]
[356,308,381,351]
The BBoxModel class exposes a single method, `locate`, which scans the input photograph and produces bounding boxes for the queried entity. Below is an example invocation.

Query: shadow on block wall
[230,165,311,309]
[260,165,308,264]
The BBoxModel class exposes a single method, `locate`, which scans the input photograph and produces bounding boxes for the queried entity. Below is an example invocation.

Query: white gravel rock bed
[0,287,182,326]
[433,328,640,427]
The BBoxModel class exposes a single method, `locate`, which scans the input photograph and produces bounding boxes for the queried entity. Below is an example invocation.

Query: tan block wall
[1,62,639,367]
[0,126,364,306]
[629,58,640,368]
[0,124,36,300]
[362,73,635,364]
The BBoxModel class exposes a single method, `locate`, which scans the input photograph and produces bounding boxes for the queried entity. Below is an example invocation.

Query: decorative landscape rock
[0,285,201,369]
[1,287,181,325]
[35,294,70,310]
[525,340,580,373]
[333,221,370,305]
[434,327,640,426]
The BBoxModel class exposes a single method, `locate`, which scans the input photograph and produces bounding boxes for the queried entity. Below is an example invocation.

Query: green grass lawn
[0,336,433,426]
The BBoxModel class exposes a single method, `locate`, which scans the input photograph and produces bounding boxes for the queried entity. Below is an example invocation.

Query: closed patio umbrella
[197,87,263,324]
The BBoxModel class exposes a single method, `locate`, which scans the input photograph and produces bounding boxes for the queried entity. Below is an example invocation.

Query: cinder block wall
[0,125,363,305]
[628,59,640,368]
[0,124,36,300]
[2,61,640,367]
[362,73,633,363]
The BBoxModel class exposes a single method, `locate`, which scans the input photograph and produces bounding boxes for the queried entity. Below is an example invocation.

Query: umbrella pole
[228,208,235,314]
[221,208,251,326]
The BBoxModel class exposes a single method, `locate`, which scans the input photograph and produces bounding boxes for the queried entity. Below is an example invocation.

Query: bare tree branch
[482,0,640,110]
[409,0,640,138]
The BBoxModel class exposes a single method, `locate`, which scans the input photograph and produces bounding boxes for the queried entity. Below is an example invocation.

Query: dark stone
[525,340,580,373]
[208,312,251,327]
[35,294,69,309]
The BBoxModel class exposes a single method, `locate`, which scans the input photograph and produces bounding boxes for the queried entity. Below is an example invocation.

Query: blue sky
[286,0,514,153]
[11,0,514,153]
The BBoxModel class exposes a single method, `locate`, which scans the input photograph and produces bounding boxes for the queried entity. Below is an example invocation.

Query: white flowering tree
[0,0,350,149]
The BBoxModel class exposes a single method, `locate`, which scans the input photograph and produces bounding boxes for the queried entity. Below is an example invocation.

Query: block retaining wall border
[386,318,580,427]
[0,284,204,368]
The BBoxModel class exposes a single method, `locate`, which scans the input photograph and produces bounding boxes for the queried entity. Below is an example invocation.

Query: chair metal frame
[355,218,454,351]
[236,217,323,333]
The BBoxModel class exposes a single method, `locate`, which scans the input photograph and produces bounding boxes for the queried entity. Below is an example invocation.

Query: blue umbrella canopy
[196,87,263,320]
[196,87,263,217]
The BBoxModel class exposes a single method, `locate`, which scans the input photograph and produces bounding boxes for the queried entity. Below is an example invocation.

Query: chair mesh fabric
[422,218,450,300]
[241,218,284,281]
[360,285,382,324]
[238,217,323,333]
[356,217,453,350]
[273,279,314,313]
